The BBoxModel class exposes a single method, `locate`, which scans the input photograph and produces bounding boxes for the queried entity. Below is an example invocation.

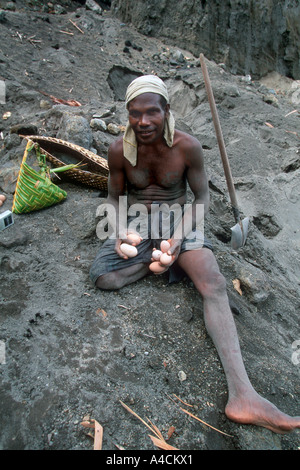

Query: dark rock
[107,65,142,100]
[56,113,93,149]
[0,9,7,22]
[111,0,300,79]
[10,124,38,136]
[252,214,282,238]
[0,228,29,248]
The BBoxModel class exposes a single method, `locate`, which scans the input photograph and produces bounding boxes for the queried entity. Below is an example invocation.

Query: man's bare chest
[127,163,185,189]
[126,152,186,189]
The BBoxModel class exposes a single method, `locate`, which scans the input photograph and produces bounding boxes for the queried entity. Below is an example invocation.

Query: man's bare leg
[177,248,300,434]
[95,263,149,290]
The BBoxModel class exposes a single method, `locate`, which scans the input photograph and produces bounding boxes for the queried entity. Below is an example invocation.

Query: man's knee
[199,268,227,298]
[94,263,149,290]
[95,271,123,290]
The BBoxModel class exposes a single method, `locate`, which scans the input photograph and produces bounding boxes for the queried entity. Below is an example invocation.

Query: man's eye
[130,111,140,118]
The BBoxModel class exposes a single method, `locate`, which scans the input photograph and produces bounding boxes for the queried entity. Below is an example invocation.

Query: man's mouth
[138,129,155,136]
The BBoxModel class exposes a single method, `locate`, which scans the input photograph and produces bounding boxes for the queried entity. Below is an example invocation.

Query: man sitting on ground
[90,74,300,434]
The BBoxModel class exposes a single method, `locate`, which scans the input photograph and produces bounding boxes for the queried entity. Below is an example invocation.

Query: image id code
[106,454,193,466]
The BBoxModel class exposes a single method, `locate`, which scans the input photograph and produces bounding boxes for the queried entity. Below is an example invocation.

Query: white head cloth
[123,75,175,166]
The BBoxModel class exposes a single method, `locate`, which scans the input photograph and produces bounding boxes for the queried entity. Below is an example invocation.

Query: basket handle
[26,140,49,178]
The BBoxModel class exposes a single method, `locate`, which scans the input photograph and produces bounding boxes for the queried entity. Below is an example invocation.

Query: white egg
[120,243,138,258]
[127,233,142,245]
[160,240,170,253]
[160,253,172,265]
[152,249,162,261]
[0,194,6,202]
[149,261,167,273]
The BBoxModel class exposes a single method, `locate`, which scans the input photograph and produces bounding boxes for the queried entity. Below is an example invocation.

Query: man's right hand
[114,231,142,259]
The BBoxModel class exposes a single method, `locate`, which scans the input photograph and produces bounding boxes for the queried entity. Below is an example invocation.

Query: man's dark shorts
[89,210,213,285]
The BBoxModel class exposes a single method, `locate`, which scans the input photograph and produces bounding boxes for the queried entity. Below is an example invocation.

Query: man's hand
[114,230,142,259]
[150,238,182,274]
[167,238,182,264]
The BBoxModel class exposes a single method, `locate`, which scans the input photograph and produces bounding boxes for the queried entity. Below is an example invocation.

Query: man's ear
[165,103,170,117]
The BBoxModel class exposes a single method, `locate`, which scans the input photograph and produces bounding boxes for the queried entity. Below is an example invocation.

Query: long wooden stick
[200,53,240,223]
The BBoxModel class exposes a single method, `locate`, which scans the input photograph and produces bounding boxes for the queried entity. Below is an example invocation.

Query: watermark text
[95,197,205,247]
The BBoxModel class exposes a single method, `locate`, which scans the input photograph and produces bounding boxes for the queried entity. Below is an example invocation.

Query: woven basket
[12,140,67,214]
[22,136,109,190]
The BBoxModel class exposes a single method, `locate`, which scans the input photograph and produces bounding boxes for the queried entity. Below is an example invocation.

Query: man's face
[127,93,170,145]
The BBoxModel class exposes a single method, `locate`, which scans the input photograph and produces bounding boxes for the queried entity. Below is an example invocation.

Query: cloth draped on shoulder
[123,75,175,166]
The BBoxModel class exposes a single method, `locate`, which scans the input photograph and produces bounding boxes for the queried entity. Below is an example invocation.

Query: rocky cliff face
[111,0,300,80]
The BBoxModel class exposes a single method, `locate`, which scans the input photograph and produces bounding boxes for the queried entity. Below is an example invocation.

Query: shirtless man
[90,75,300,434]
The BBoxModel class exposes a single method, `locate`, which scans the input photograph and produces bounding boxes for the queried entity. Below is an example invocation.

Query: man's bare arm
[105,139,142,259]
[105,139,127,237]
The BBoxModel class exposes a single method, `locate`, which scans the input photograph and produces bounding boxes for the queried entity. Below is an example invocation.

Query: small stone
[0,229,29,249]
[237,265,271,304]
[172,50,185,63]
[53,4,66,15]
[240,74,252,84]
[263,93,279,107]
[0,10,7,23]
[90,118,107,131]
[178,370,187,382]
[3,2,16,12]
[2,111,11,120]
[40,99,52,110]
[132,43,142,51]
[3,133,21,150]
[93,106,115,119]
[56,114,92,149]
[107,123,120,135]
[85,0,102,15]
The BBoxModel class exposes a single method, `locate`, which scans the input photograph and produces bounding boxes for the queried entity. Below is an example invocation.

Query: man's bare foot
[225,391,300,434]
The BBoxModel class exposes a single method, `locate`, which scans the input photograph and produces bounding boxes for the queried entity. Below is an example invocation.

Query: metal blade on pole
[200,53,249,249]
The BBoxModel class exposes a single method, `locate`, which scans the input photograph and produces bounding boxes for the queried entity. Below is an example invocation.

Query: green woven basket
[12,140,67,214]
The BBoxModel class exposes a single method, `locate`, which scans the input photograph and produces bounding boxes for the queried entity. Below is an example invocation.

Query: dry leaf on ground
[39,90,82,106]
[148,435,178,450]
[167,425,176,440]
[120,400,178,450]
[232,278,243,295]
[180,408,233,437]
[81,418,103,450]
